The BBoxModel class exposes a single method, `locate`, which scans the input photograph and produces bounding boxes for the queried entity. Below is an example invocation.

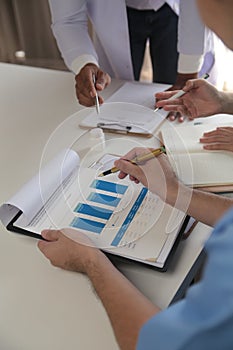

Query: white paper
[79,81,169,135]
[0,149,79,226]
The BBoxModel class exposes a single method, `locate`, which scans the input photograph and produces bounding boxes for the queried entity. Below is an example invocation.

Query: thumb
[41,229,60,242]
[183,79,195,92]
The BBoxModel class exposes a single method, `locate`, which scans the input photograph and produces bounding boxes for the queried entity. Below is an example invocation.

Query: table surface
[0,63,212,350]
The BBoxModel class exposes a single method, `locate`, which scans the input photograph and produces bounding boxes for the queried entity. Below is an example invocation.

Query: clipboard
[0,149,192,272]
[79,102,166,138]
[5,208,191,272]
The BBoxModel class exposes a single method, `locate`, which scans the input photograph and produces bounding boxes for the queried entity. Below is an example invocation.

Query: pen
[154,73,209,113]
[98,146,166,177]
[93,74,100,114]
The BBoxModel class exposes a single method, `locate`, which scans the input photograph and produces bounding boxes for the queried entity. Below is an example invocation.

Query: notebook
[161,115,233,188]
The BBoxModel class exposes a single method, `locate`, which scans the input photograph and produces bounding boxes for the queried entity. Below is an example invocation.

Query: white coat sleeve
[177,0,206,73]
[48,0,98,74]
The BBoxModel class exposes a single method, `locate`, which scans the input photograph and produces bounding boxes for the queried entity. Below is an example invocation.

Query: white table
[0,63,212,350]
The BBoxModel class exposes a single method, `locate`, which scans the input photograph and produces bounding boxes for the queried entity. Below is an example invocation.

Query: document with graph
[0,149,189,271]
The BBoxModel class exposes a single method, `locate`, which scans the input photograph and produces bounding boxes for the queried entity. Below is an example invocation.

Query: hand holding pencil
[111,147,181,204]
[98,146,166,177]
[154,75,226,119]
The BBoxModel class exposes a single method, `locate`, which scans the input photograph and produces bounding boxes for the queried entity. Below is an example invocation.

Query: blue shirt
[137,207,233,350]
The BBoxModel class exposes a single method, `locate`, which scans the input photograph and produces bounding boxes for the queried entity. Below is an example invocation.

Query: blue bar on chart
[111,187,148,246]
[70,217,105,234]
[74,203,113,220]
[90,179,127,195]
[87,192,121,207]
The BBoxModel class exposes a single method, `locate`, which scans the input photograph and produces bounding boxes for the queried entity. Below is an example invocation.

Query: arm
[48,0,98,72]
[38,211,233,350]
[163,0,214,121]
[114,148,233,227]
[38,229,159,350]
[48,0,111,106]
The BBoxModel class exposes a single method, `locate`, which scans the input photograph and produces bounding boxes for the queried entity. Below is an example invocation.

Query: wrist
[165,181,193,214]
[85,248,108,277]
[71,55,99,75]
[220,91,233,114]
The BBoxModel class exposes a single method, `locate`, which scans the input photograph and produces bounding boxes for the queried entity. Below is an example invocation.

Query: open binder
[0,149,190,271]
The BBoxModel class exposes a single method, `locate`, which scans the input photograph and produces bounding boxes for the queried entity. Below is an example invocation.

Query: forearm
[221,91,233,115]
[86,252,160,350]
[167,184,233,227]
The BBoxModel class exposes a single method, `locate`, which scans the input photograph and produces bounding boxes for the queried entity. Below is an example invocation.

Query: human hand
[114,148,180,205]
[156,79,223,119]
[75,63,111,107]
[200,126,233,152]
[38,228,102,274]
[155,73,198,123]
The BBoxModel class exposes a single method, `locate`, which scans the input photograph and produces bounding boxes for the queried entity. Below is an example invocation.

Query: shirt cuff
[178,54,204,74]
[71,55,99,75]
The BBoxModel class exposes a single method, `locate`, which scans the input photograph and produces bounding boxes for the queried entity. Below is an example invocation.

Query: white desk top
[0,63,212,350]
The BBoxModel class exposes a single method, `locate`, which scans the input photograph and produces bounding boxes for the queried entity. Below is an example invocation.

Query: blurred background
[1,0,232,90]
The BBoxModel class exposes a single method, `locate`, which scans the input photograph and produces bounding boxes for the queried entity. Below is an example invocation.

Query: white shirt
[126,0,168,11]
[125,0,179,14]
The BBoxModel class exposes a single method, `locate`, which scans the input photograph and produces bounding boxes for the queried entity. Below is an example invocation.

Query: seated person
[38,1,233,349]
[38,146,233,350]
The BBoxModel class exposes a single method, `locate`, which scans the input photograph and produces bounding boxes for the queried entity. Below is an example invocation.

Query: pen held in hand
[93,74,100,114]
[154,73,209,113]
[98,146,166,177]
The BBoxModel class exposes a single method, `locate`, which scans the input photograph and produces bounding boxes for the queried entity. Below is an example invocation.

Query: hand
[38,228,102,273]
[75,63,111,107]
[200,127,233,152]
[156,73,198,123]
[114,148,180,205]
[156,79,224,119]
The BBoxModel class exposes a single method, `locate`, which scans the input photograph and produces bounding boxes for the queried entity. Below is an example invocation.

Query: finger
[96,71,111,91]
[216,127,233,132]
[203,143,232,151]
[77,92,96,107]
[162,105,181,112]
[41,229,60,242]
[202,129,219,136]
[182,78,207,93]
[182,79,195,92]
[200,135,229,143]
[76,72,96,99]
[157,98,182,107]
[177,112,184,123]
[115,159,141,180]
[129,174,139,182]
[155,90,180,101]
[75,80,96,106]
[167,112,176,121]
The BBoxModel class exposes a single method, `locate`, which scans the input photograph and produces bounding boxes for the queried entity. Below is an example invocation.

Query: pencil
[98,146,166,177]
[93,74,100,114]
[154,73,209,112]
